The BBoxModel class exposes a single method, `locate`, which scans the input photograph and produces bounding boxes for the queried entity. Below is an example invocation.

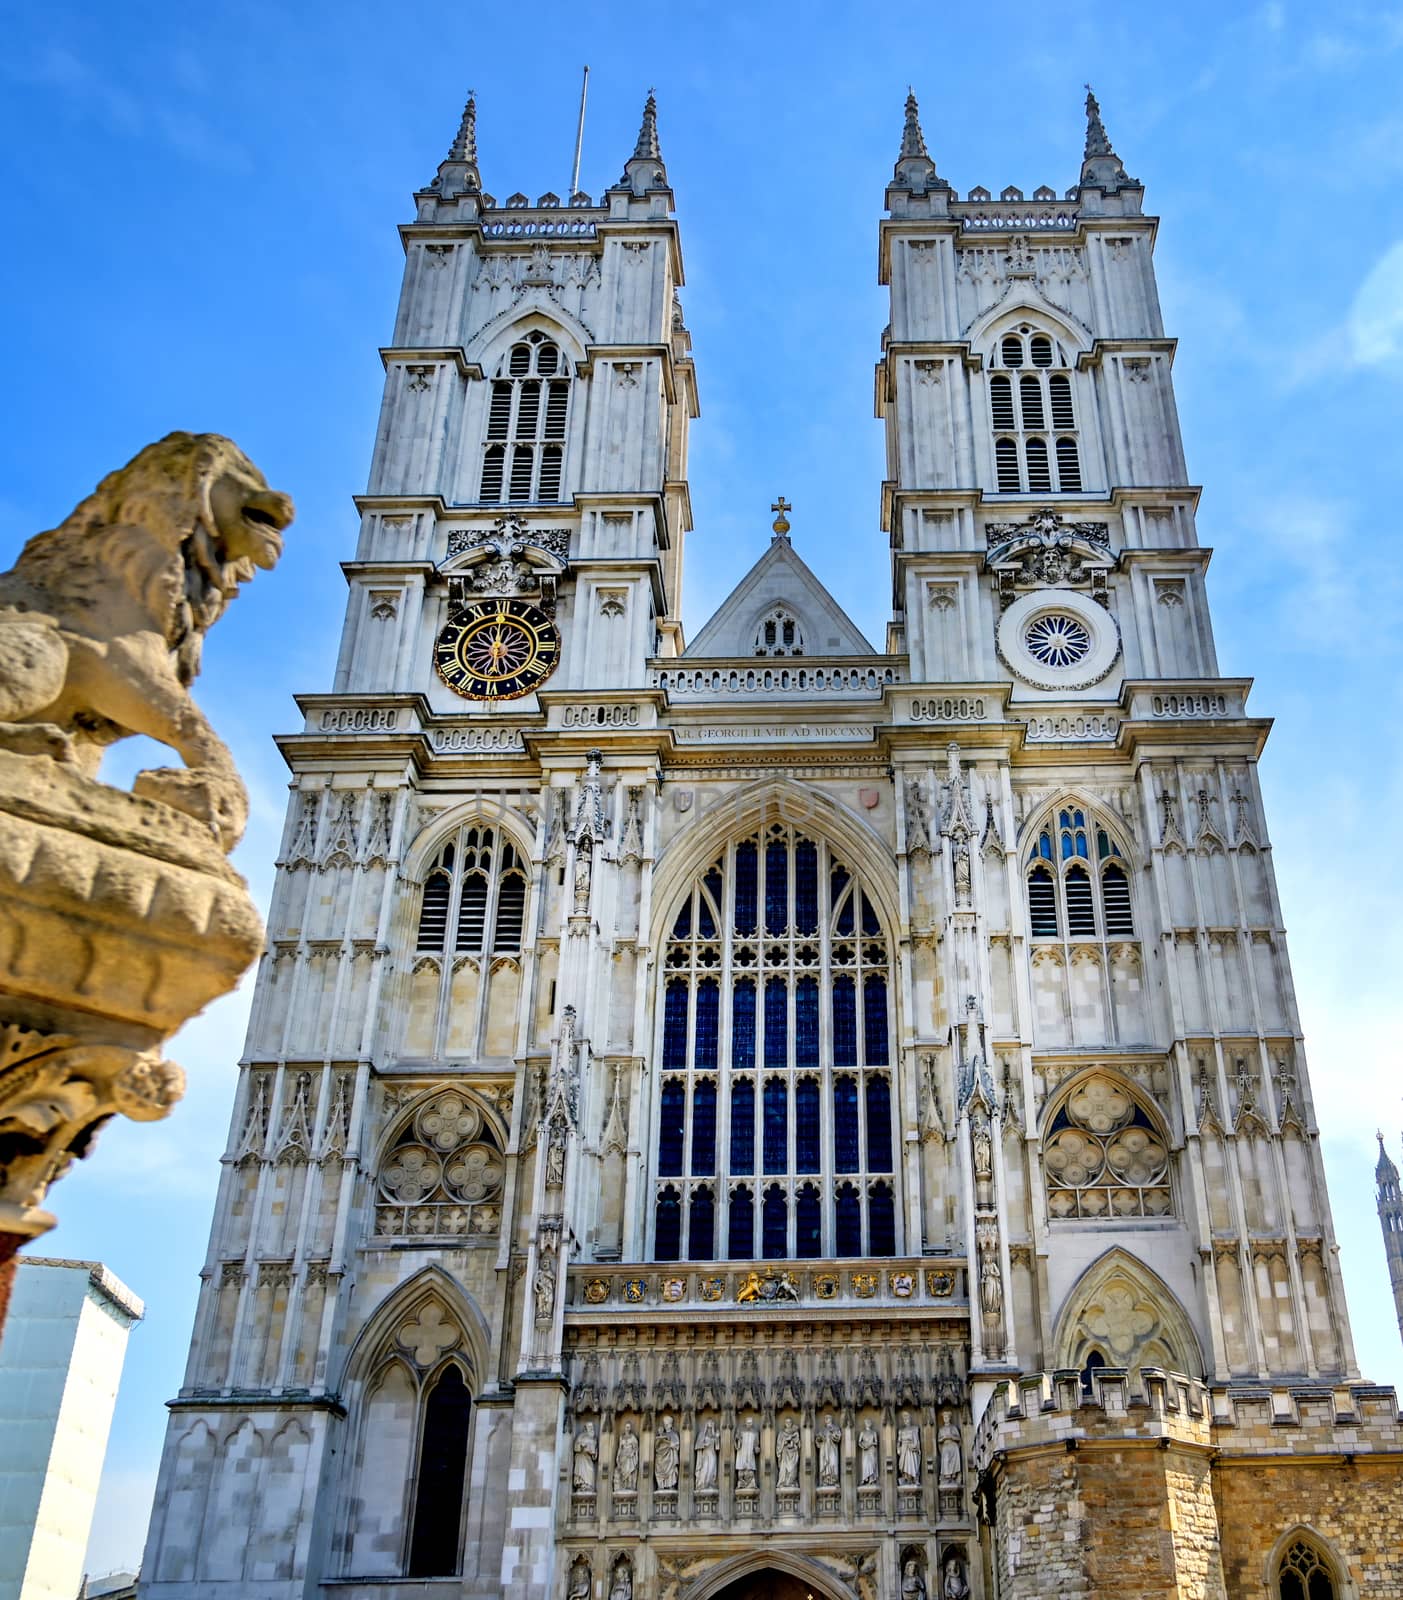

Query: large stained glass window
[652,821,897,1260]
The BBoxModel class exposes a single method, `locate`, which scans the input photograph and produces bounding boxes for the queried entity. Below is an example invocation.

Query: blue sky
[3,0,1403,1575]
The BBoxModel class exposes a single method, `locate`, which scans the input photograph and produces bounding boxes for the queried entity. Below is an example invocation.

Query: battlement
[972,1367,1403,1476]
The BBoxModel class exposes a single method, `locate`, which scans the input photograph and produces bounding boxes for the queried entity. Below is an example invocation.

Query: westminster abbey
[139,88,1403,1600]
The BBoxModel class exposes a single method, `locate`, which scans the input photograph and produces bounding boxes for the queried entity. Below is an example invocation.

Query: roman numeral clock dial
[434,597,560,701]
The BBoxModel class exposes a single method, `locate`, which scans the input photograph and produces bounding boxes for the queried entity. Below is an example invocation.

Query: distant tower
[1378,1133,1403,1345]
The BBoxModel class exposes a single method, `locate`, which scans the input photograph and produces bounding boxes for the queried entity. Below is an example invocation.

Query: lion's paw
[133,766,249,852]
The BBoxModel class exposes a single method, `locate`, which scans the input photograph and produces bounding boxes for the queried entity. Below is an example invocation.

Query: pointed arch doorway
[711,1573,837,1600]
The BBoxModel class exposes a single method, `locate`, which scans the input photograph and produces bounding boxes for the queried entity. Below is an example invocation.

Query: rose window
[375,1090,504,1239]
[1044,1072,1170,1220]
[1024,612,1091,668]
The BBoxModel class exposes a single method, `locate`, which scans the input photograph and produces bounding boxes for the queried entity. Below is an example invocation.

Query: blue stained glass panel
[762,1184,788,1258]
[863,975,890,1066]
[832,976,857,1066]
[729,1079,755,1174]
[734,841,758,934]
[655,1188,681,1259]
[728,1186,754,1258]
[697,896,716,938]
[732,979,756,1070]
[836,1181,862,1256]
[658,1081,686,1176]
[795,976,819,1067]
[861,892,881,937]
[865,1075,893,1173]
[763,1078,788,1174]
[688,1188,715,1261]
[796,1182,822,1257]
[672,900,692,938]
[796,1077,821,1172]
[663,981,689,1071]
[795,840,819,933]
[869,1182,896,1256]
[764,978,787,1069]
[765,840,789,933]
[691,1079,717,1175]
[834,1076,860,1172]
[695,979,720,1069]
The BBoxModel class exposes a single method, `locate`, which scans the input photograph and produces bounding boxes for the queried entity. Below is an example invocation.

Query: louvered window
[987,324,1085,493]
[1026,807,1135,942]
[480,331,572,504]
[654,823,897,1261]
[418,872,451,949]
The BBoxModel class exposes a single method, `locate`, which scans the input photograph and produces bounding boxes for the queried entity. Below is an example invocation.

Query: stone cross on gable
[770,496,792,541]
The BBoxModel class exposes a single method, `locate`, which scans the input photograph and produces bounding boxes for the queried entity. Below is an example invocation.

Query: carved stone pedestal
[0,751,263,1249]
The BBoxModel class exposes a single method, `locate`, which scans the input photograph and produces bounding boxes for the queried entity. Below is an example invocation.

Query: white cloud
[1348,239,1403,366]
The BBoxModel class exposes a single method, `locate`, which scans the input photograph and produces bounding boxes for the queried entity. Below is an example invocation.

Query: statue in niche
[943,1557,970,1600]
[533,1252,556,1324]
[609,1558,632,1600]
[545,1116,567,1188]
[972,1118,993,1182]
[614,1420,639,1491]
[906,777,932,854]
[654,1413,680,1491]
[897,1411,921,1485]
[735,1414,759,1490]
[572,1421,598,1493]
[938,1413,962,1485]
[817,1414,841,1487]
[858,1419,880,1486]
[902,1559,927,1600]
[568,1559,591,1599]
[776,1415,801,1489]
[694,1417,718,1491]
[952,833,971,901]
[979,1248,1004,1321]
[573,840,593,914]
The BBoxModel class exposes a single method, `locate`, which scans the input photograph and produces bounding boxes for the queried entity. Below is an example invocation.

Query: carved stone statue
[858,1420,880,1486]
[776,1415,801,1489]
[938,1414,963,1485]
[0,434,286,1299]
[533,1253,556,1324]
[817,1414,841,1487]
[897,1411,921,1485]
[972,1120,993,1181]
[979,1249,1004,1320]
[568,1558,590,1599]
[573,1421,598,1493]
[943,1557,970,1600]
[614,1421,639,1491]
[694,1417,718,1491]
[902,1559,927,1600]
[735,1414,759,1489]
[609,1557,632,1600]
[545,1116,567,1188]
[573,840,593,914]
[654,1413,680,1491]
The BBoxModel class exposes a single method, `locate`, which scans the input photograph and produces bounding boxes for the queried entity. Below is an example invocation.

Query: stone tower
[139,86,1403,1600]
[1378,1134,1403,1347]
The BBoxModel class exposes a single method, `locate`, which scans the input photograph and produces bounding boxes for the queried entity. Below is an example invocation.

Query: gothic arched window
[1276,1538,1337,1600]
[1044,1072,1170,1219]
[988,324,1083,494]
[1026,808,1134,941]
[480,331,570,504]
[653,822,897,1260]
[405,823,531,1059]
[343,1297,477,1579]
[754,606,805,658]
[374,1089,505,1240]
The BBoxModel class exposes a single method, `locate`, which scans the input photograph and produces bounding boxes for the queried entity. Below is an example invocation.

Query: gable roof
[682,536,876,658]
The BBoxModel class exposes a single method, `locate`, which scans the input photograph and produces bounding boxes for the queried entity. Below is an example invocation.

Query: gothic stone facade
[139,92,1403,1600]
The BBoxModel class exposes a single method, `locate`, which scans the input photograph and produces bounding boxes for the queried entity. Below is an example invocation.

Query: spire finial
[901,88,930,161]
[633,89,661,162]
[435,87,482,195]
[1083,83,1114,161]
[770,496,792,541]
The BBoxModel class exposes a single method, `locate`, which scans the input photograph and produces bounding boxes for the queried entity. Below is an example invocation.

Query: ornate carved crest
[985,507,1114,609]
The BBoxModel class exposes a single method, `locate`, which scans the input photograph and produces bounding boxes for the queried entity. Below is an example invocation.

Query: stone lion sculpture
[0,431,292,850]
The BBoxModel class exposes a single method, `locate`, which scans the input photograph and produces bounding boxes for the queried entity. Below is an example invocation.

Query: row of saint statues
[572,1410,962,1496]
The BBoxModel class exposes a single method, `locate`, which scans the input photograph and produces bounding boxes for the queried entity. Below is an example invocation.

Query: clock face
[434,598,561,701]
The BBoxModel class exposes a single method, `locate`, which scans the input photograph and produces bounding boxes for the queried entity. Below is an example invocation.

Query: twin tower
[138,89,1403,1600]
